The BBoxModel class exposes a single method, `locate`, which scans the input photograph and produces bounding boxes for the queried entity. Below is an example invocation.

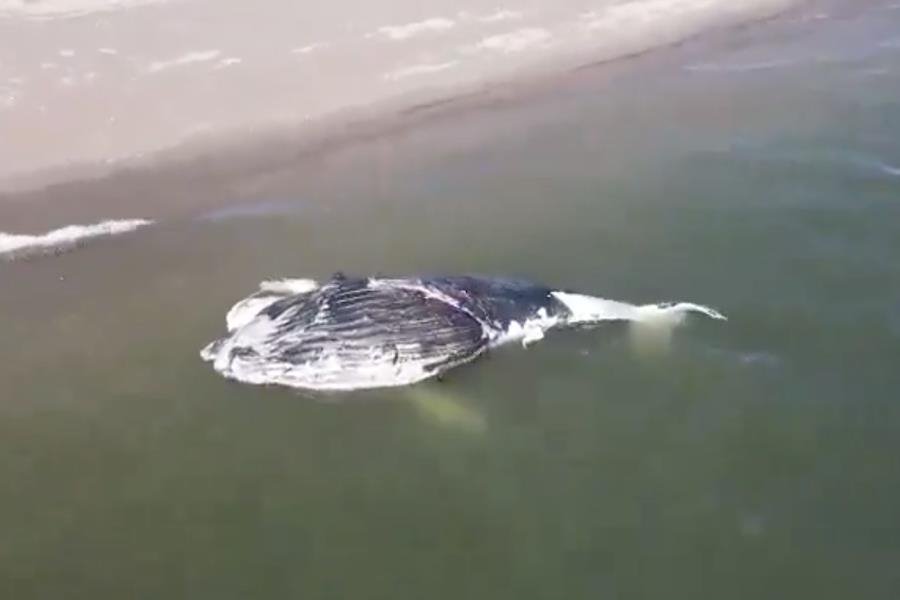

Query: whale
[200,273,726,392]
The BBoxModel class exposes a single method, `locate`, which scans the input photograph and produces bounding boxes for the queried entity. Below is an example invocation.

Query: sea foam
[0,218,153,261]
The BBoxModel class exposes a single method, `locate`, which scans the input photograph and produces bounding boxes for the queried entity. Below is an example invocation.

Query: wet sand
[0,0,796,194]
[0,1,818,235]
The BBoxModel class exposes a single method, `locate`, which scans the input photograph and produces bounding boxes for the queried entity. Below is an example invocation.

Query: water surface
[1,2,899,598]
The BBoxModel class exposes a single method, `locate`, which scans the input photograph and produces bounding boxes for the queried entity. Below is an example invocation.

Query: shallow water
[2,1,900,598]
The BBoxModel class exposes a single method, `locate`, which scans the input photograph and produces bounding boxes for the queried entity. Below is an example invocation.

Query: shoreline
[0,0,802,200]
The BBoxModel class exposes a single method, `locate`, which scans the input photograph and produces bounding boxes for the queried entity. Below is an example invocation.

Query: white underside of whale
[224,278,319,332]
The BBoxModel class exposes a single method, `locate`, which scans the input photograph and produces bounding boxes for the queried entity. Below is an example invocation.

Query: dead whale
[201,274,726,391]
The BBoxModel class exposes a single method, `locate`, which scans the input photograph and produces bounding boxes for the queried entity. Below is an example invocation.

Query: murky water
[2,2,900,598]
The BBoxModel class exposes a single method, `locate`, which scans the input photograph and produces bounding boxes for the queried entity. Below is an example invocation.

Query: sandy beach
[0,0,795,197]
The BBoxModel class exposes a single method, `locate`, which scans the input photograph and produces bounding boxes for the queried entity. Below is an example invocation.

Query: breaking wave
[0,218,153,261]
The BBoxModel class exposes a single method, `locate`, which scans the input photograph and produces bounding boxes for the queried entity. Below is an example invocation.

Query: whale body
[201,274,725,392]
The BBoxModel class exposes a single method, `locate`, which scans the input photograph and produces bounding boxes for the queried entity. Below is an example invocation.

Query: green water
[2,3,900,598]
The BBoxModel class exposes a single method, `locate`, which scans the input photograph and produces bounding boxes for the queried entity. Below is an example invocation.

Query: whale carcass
[201,274,725,391]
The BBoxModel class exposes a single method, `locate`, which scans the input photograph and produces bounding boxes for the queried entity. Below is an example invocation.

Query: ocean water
[2,1,900,598]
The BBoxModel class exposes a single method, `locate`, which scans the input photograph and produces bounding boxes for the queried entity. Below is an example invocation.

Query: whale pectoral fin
[654,302,727,322]
[224,278,320,332]
[405,386,487,435]
[258,278,319,295]
[225,294,286,332]
[550,291,726,358]
[552,292,727,326]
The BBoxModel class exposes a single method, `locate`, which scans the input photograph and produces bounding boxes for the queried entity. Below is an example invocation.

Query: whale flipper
[552,292,726,326]
[225,278,319,332]
[406,386,487,434]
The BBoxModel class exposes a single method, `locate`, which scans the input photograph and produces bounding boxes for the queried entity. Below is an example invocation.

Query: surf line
[0,219,154,261]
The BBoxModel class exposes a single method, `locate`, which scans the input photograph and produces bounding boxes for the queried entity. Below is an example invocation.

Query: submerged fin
[406,386,487,435]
